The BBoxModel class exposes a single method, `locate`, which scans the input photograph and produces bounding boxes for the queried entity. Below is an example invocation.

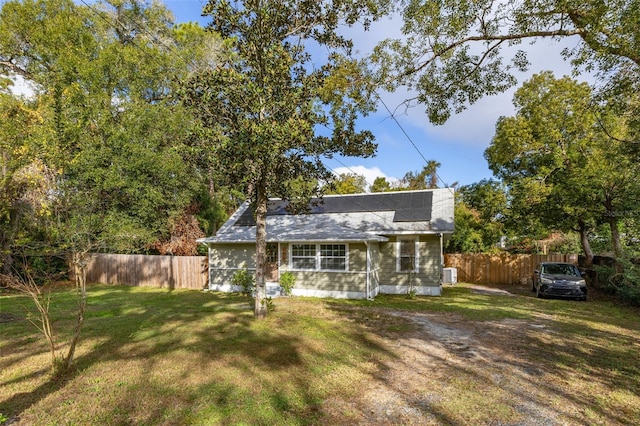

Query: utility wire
[375,93,453,192]
[328,44,454,194]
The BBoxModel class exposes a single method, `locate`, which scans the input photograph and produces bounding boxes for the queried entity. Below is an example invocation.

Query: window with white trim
[291,244,316,269]
[320,244,346,270]
[397,238,419,272]
[290,243,348,271]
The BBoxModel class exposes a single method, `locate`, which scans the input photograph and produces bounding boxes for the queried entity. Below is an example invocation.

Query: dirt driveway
[323,286,589,425]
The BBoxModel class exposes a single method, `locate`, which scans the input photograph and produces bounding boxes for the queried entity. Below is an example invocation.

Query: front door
[265,243,279,281]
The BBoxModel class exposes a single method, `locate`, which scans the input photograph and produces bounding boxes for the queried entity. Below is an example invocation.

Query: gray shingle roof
[199,189,454,244]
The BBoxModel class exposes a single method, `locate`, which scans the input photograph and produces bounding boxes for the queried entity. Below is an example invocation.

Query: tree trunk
[578,218,594,267]
[1,248,12,278]
[607,213,624,258]
[208,167,216,197]
[254,185,268,319]
[602,195,624,257]
[62,252,88,372]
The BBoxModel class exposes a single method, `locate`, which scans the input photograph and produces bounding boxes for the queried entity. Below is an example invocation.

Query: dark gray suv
[532,262,587,300]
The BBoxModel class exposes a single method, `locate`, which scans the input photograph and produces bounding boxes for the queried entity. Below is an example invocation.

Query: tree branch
[568,12,640,66]
[595,112,640,144]
[399,29,586,79]
[0,60,33,80]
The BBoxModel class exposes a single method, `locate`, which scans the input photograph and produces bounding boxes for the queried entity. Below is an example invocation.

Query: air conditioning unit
[443,267,457,284]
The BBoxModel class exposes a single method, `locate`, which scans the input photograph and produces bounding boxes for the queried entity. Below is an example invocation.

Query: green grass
[1,283,640,425]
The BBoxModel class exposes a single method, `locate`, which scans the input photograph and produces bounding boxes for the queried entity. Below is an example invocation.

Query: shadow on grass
[0,285,396,425]
[322,285,640,425]
[4,283,639,424]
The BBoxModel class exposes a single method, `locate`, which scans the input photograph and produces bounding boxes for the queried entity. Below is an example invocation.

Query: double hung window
[320,244,346,270]
[397,238,419,272]
[291,244,316,270]
[291,243,347,271]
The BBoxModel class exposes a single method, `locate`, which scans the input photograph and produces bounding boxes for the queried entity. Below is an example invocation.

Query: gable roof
[234,191,434,225]
[199,188,454,244]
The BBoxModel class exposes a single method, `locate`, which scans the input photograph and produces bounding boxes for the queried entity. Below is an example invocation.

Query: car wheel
[536,286,544,299]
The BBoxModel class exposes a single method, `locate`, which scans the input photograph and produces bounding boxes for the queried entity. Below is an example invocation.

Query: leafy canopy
[372,0,640,128]
[184,0,381,208]
[485,72,640,258]
[0,0,219,255]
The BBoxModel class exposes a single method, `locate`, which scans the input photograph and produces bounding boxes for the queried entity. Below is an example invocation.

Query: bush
[261,296,275,312]
[592,265,618,294]
[618,259,640,305]
[279,271,296,296]
[592,260,640,306]
[231,269,255,297]
[618,285,640,305]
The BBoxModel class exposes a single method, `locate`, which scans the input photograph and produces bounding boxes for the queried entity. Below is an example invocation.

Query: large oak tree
[183,0,381,318]
[485,72,639,264]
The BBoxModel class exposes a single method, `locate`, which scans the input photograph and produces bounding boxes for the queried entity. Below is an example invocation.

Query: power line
[328,44,454,193]
[375,93,453,191]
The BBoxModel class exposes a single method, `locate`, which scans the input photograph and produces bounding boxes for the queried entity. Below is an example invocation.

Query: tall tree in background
[0,93,49,276]
[398,161,441,189]
[370,176,392,192]
[326,173,368,195]
[485,72,639,264]
[577,108,640,256]
[446,179,506,253]
[183,0,381,318]
[0,0,219,373]
[486,73,597,263]
[0,0,221,256]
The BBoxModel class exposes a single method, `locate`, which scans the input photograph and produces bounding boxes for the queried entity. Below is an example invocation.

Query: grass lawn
[1,283,640,425]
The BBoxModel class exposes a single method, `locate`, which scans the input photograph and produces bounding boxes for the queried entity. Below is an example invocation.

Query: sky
[162,1,590,189]
[5,0,586,189]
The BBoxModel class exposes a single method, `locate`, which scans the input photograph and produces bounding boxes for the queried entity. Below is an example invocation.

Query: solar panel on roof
[234,191,433,226]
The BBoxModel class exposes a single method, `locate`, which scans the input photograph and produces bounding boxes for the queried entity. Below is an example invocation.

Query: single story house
[198,188,455,299]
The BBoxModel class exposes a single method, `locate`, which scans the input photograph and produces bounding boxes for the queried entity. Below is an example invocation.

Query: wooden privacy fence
[444,253,579,286]
[85,254,208,290]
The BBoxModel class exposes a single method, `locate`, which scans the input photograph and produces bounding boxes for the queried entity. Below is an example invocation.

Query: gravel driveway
[322,286,573,425]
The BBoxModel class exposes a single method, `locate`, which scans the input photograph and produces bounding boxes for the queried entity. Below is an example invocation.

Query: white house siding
[288,270,368,299]
[378,235,442,296]
[208,243,256,292]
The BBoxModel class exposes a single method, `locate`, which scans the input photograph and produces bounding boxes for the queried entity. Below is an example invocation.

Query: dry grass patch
[1,283,640,425]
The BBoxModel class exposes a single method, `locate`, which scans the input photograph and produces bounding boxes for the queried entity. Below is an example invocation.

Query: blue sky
[4,0,583,189]
[163,1,587,189]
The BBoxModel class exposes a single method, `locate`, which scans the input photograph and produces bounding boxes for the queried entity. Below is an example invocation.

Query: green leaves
[447,180,507,253]
[186,0,380,205]
[0,0,221,259]
[485,72,640,257]
[372,0,640,127]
